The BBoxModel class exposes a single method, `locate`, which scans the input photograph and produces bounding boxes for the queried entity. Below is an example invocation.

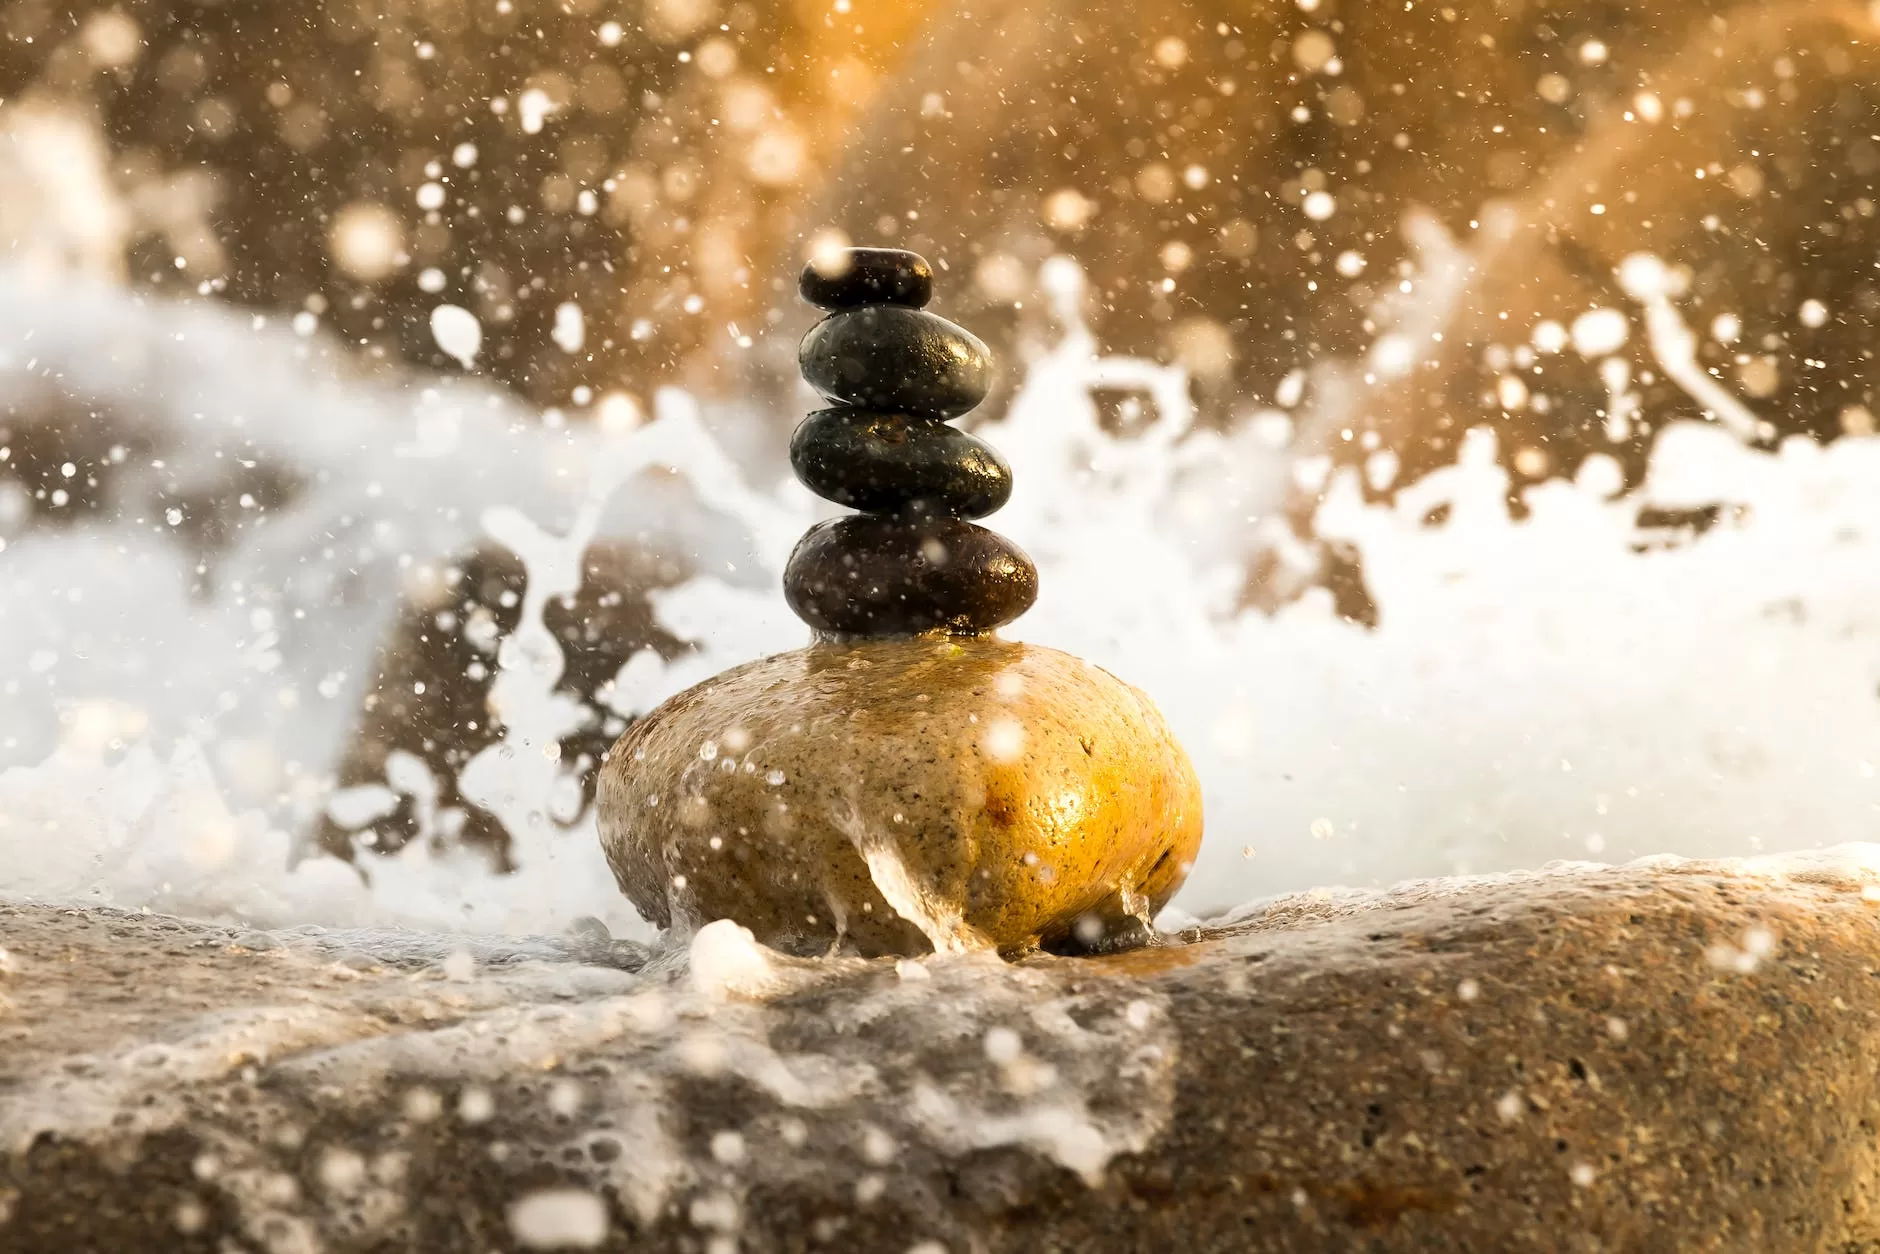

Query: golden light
[327,201,405,282]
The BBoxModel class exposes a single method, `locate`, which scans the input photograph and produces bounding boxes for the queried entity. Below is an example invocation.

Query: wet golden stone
[597,636,1203,957]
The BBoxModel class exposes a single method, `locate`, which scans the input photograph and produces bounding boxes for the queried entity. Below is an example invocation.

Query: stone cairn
[596,244,1204,959]
[784,247,1037,638]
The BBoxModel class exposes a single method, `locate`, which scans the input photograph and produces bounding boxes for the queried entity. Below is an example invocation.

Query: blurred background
[3,0,1880,932]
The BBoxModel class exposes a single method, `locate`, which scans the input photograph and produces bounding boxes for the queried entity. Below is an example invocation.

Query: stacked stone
[784,247,1039,638]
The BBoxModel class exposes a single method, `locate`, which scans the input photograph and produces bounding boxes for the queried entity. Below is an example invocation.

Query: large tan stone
[596,636,1203,957]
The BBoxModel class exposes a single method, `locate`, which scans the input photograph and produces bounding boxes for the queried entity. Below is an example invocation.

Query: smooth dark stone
[783,516,1037,637]
[798,306,992,419]
[798,247,934,310]
[790,408,1012,519]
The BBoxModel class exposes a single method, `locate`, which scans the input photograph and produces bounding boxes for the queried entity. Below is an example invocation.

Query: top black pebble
[799,247,934,310]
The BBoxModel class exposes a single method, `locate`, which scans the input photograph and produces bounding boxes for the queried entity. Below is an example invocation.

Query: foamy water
[3,196,1880,937]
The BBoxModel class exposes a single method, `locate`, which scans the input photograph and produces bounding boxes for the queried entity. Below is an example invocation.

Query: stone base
[5,855,1880,1251]
[597,637,1202,957]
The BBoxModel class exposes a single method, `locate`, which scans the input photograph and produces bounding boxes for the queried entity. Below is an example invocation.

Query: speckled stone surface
[596,637,1202,956]
[8,857,1880,1251]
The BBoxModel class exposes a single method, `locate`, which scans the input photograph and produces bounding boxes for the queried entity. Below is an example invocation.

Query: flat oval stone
[790,408,1013,519]
[798,247,934,310]
[798,306,992,419]
[783,515,1036,637]
[597,636,1204,957]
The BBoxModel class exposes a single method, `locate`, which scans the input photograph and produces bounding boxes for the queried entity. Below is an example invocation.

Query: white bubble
[1042,188,1095,231]
[1615,253,1671,301]
[688,919,776,999]
[1742,925,1776,957]
[80,11,142,67]
[983,718,1025,762]
[1302,191,1337,221]
[327,202,404,281]
[518,87,558,135]
[316,1147,367,1194]
[983,1026,1022,1064]
[597,392,642,432]
[1570,308,1629,357]
[711,1130,747,1164]
[1275,368,1307,408]
[1496,375,1530,411]
[508,1188,608,1249]
[402,1086,443,1122]
[430,304,482,369]
[552,302,586,353]
[1370,334,1415,378]
[804,228,853,278]
[458,1087,495,1123]
[1292,30,1336,73]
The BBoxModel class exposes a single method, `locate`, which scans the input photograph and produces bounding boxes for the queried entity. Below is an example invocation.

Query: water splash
[4,208,1880,932]
[1617,252,1762,442]
[0,268,800,934]
[830,789,991,956]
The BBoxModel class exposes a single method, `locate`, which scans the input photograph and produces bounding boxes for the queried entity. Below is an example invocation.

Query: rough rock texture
[7,856,1880,1252]
[596,637,1203,957]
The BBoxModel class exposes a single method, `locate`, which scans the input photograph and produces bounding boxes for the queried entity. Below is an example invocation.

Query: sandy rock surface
[4,855,1880,1251]
[598,637,1203,957]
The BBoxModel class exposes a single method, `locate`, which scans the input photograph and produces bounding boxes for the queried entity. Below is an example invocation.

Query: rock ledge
[4,853,1880,1252]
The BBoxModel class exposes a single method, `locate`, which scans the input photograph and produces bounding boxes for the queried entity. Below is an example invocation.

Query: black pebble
[783,516,1038,638]
[799,247,934,310]
[799,306,992,419]
[790,408,1012,520]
